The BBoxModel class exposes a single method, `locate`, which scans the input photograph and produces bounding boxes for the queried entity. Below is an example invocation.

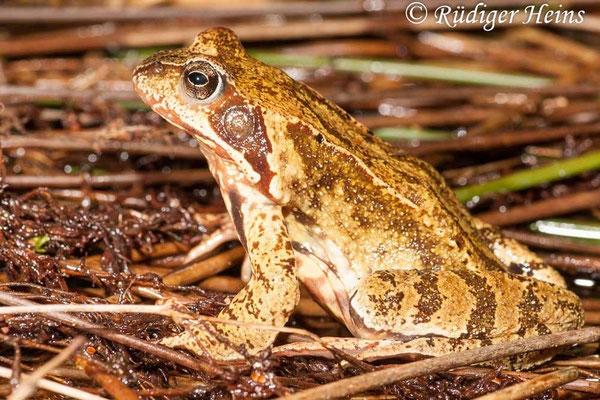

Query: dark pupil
[188,72,208,86]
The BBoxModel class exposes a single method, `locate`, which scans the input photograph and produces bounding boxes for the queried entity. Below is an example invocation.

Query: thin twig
[278,328,600,400]
[554,357,600,368]
[0,303,170,316]
[506,27,600,66]
[450,366,600,394]
[0,365,108,400]
[334,84,600,110]
[0,135,204,160]
[0,1,402,23]
[1,0,596,23]
[409,123,600,155]
[9,336,86,400]
[49,189,148,208]
[74,356,140,400]
[503,230,600,256]
[0,333,62,354]
[359,106,501,129]
[9,340,21,393]
[3,169,213,189]
[0,17,404,57]
[477,189,600,226]
[0,301,323,342]
[442,157,523,185]
[163,246,245,286]
[541,253,600,275]
[473,367,579,400]
[0,291,218,376]
[130,241,191,262]
[183,222,237,264]
[0,84,139,103]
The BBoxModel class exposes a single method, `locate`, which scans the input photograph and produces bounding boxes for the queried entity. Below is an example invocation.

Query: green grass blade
[334,58,551,88]
[116,100,150,111]
[454,150,600,203]
[374,127,453,141]
[250,51,552,88]
[249,51,332,69]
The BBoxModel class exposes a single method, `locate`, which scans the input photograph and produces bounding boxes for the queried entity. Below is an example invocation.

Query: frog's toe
[161,331,194,349]
[161,329,246,361]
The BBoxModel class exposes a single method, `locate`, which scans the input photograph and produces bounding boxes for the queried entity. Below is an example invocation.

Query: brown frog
[132,27,583,369]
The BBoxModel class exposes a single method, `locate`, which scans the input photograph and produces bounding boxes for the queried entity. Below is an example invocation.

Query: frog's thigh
[348,269,583,341]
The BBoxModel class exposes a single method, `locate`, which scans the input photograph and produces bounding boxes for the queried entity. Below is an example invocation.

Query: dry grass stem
[472,367,579,400]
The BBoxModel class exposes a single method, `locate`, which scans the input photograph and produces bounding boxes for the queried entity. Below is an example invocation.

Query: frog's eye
[188,72,208,86]
[182,61,222,101]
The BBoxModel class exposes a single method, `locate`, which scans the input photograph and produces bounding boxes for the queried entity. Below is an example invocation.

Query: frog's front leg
[162,186,300,360]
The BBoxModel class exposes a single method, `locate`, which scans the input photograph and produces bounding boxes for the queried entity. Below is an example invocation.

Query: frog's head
[133,27,315,198]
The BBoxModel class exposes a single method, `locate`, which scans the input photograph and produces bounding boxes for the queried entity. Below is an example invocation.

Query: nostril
[150,61,164,75]
[133,60,165,78]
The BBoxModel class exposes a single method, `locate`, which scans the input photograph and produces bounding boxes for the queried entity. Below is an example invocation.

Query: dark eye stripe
[182,61,221,100]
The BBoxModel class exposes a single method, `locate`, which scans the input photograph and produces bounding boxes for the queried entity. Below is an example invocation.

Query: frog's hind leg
[472,218,566,287]
[348,269,583,369]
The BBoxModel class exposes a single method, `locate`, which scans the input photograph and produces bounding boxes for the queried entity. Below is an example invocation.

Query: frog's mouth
[132,73,171,107]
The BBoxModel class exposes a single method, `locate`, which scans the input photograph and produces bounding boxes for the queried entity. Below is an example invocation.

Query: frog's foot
[159,298,271,361]
[159,275,293,362]
[272,337,408,361]
[272,337,559,370]
[160,249,293,361]
[159,299,246,361]
[472,218,566,287]
[161,331,190,349]
[160,320,251,361]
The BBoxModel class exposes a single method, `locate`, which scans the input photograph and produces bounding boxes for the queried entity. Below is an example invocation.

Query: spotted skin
[132,27,583,369]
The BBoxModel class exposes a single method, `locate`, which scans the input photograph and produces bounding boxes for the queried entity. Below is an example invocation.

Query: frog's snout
[131,59,179,108]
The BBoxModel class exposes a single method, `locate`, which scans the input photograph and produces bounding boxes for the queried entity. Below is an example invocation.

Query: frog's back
[276,78,503,278]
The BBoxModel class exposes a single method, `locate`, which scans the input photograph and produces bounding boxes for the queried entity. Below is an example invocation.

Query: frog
[132,27,583,369]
